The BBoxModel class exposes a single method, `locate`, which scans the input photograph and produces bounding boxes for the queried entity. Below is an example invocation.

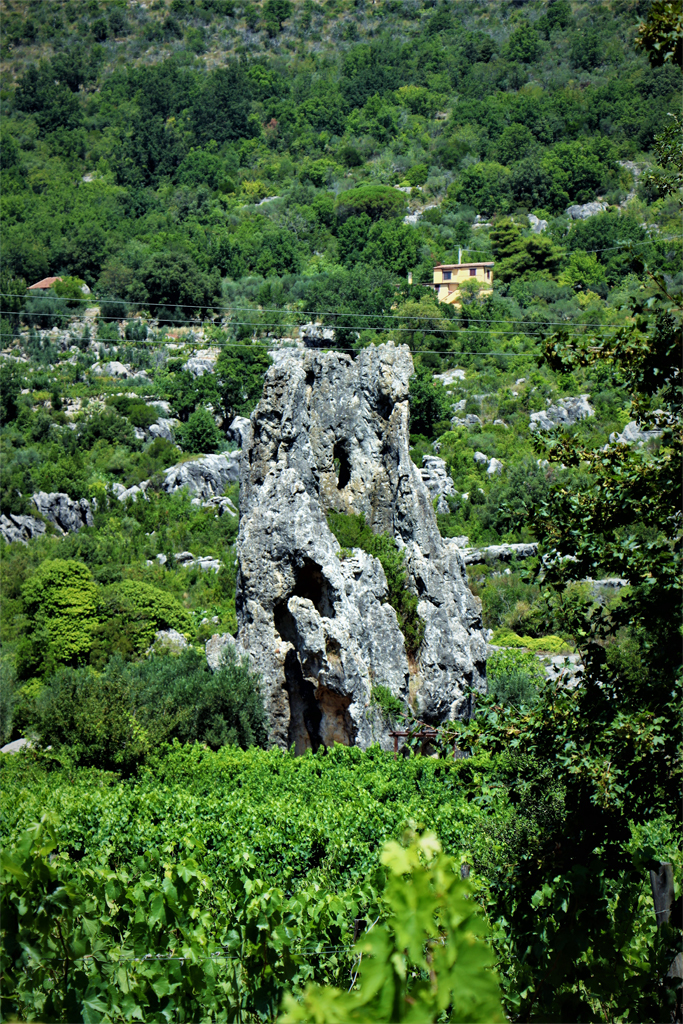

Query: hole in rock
[305,369,316,387]
[333,440,351,490]
[291,558,337,618]
[283,649,322,755]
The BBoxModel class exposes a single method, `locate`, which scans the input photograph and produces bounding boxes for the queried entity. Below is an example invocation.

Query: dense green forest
[1,0,681,1021]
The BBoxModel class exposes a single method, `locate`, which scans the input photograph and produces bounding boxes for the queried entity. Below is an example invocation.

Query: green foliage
[335,185,407,222]
[179,407,222,453]
[36,647,267,770]
[486,649,545,707]
[327,512,425,655]
[93,579,191,662]
[637,0,683,67]
[281,833,504,1023]
[215,343,272,422]
[491,629,571,654]
[0,362,22,425]
[20,559,99,678]
[409,367,452,438]
[370,684,404,722]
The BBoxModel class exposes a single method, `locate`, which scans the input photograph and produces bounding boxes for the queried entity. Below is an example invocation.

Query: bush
[179,407,222,453]
[36,647,267,770]
[491,628,571,653]
[20,559,99,679]
[92,580,192,663]
[486,649,545,706]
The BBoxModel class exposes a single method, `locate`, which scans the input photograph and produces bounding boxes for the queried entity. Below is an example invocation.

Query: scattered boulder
[451,413,481,427]
[0,513,47,545]
[610,419,663,445]
[420,455,455,514]
[235,342,487,753]
[31,492,94,533]
[162,453,240,499]
[148,418,178,443]
[435,368,466,385]
[473,452,504,476]
[528,213,548,233]
[152,629,188,654]
[206,631,248,671]
[300,323,336,348]
[566,201,608,220]
[0,737,32,755]
[184,348,220,377]
[91,361,150,381]
[529,395,594,432]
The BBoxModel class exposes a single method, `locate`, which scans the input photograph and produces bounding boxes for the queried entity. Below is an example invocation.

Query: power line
[0,294,636,330]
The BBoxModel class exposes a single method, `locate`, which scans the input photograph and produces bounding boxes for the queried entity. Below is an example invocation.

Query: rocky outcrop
[456,542,538,565]
[235,342,487,753]
[31,492,94,533]
[184,348,220,377]
[420,455,455,513]
[0,513,47,545]
[610,419,663,445]
[530,395,594,432]
[148,417,177,443]
[566,201,608,220]
[162,453,240,498]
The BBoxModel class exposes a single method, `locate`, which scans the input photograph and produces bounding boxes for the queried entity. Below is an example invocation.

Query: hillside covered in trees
[0,1,681,1022]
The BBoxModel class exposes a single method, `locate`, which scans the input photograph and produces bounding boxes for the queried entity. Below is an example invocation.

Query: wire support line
[1,298,637,331]
[2,337,545,356]
[39,947,358,964]
[6,321,626,341]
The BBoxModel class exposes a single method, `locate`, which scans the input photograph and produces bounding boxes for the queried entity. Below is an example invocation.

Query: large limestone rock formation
[235,343,487,753]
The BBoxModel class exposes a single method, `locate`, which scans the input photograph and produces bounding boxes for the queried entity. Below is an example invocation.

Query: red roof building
[27,276,62,290]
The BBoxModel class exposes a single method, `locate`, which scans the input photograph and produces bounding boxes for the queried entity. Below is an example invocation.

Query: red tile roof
[27,276,62,290]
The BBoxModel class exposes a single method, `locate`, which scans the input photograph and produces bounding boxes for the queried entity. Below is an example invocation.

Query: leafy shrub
[282,833,504,1023]
[370,684,404,722]
[486,649,545,707]
[327,512,425,655]
[491,628,571,653]
[92,580,191,663]
[179,407,222,453]
[36,647,267,770]
[20,559,99,679]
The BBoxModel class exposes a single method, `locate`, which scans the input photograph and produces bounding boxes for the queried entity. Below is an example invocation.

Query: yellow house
[433,260,494,304]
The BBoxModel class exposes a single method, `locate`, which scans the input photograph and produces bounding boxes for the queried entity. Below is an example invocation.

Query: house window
[469,268,477,277]
[443,271,451,280]
[486,268,491,278]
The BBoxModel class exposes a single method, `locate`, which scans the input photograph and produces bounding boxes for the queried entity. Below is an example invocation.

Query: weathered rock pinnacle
[234,343,487,752]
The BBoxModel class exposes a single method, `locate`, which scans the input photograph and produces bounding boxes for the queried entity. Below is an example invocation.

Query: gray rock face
[227,416,251,447]
[566,201,608,220]
[420,455,455,514]
[0,513,47,545]
[458,542,538,565]
[528,213,548,233]
[31,492,94,534]
[184,348,220,378]
[148,418,177,443]
[530,395,594,432]
[162,453,240,498]
[235,343,487,753]
[610,419,663,445]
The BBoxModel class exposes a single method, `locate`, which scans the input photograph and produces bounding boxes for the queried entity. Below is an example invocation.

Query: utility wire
[1,297,636,331]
